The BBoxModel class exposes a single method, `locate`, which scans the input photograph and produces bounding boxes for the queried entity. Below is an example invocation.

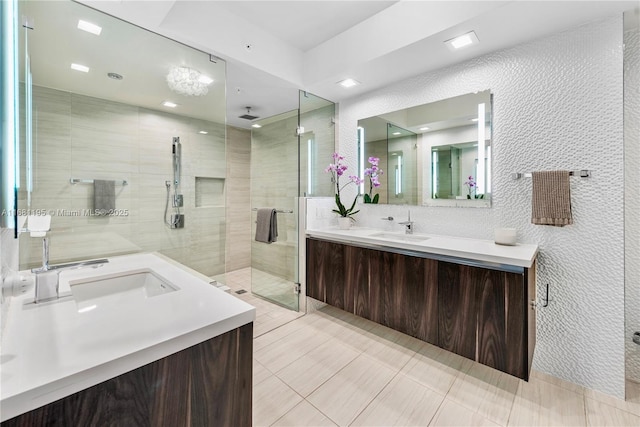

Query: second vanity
[306,227,538,380]
[1,253,255,426]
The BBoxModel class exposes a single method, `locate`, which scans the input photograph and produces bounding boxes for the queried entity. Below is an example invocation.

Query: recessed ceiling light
[197,75,214,85]
[444,31,479,51]
[107,72,123,80]
[77,20,102,36]
[392,131,402,136]
[162,101,177,108]
[419,126,430,131]
[471,118,479,122]
[251,124,262,129]
[71,63,89,73]
[198,130,208,134]
[337,78,360,88]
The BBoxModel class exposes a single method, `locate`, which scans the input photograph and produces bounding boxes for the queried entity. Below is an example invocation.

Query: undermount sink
[69,268,179,312]
[370,232,430,242]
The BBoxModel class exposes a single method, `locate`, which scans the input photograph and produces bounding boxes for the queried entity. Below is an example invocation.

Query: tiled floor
[251,305,640,427]
[250,268,298,310]
[213,267,303,337]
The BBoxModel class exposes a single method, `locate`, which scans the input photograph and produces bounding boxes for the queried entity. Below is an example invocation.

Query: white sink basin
[69,268,179,312]
[370,232,430,242]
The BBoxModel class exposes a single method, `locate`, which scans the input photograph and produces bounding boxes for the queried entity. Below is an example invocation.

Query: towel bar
[70,178,128,186]
[511,170,591,180]
[251,208,294,213]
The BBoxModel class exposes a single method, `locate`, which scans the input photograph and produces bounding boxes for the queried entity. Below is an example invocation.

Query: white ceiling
[72,1,638,129]
[214,1,398,52]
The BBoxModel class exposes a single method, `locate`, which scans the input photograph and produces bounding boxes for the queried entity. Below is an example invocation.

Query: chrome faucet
[31,237,109,303]
[398,210,414,234]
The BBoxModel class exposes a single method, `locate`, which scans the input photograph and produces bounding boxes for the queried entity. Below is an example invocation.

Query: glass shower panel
[250,110,299,311]
[387,123,418,205]
[16,0,227,277]
[248,91,336,311]
[299,91,336,198]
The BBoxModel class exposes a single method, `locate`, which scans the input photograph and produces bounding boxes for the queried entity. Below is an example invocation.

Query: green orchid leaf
[347,196,358,213]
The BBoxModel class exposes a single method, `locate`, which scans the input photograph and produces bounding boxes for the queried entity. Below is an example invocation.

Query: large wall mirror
[357,90,492,208]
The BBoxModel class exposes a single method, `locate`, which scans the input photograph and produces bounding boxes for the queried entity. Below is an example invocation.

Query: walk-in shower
[15,0,227,279]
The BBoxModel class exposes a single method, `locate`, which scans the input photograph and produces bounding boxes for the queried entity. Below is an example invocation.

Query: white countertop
[306,227,538,268]
[0,253,255,422]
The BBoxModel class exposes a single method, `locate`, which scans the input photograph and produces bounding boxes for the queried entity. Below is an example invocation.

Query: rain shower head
[239,106,259,120]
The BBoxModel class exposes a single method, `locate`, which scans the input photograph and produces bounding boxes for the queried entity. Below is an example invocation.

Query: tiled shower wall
[19,86,227,277]
[250,113,299,281]
[251,105,336,282]
[625,18,640,382]
[225,126,252,272]
[338,16,625,398]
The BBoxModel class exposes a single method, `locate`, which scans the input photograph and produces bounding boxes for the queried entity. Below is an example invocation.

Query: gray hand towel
[94,179,116,216]
[531,170,573,226]
[255,208,278,243]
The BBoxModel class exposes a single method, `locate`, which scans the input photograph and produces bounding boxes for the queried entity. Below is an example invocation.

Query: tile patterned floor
[216,270,640,426]
[213,267,303,337]
[249,305,640,427]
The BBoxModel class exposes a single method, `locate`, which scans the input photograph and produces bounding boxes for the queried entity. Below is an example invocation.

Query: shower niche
[196,177,225,208]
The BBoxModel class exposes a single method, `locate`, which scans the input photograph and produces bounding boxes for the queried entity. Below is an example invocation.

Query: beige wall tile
[25,86,227,275]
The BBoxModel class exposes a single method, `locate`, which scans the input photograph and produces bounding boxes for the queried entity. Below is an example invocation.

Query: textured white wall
[625,22,640,382]
[338,16,625,398]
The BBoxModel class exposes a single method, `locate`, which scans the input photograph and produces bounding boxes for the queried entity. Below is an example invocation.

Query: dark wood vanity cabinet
[2,324,253,427]
[306,237,536,380]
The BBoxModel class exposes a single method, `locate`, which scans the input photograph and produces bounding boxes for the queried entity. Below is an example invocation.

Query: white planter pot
[337,217,352,230]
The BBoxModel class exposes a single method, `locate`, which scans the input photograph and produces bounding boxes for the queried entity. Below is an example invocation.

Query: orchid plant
[325,153,363,220]
[363,157,383,204]
[464,175,484,199]
[464,175,476,199]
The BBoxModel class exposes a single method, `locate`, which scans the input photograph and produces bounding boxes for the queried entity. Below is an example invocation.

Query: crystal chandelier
[166,66,213,97]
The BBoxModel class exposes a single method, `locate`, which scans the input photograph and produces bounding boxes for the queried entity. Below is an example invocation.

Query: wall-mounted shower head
[239,106,259,120]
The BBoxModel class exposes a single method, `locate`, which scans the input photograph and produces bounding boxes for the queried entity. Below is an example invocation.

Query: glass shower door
[250,110,300,311]
[249,91,336,311]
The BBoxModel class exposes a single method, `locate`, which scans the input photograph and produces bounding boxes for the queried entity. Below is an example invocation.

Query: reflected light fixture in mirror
[71,63,89,73]
[358,126,365,193]
[477,102,485,194]
[77,19,102,36]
